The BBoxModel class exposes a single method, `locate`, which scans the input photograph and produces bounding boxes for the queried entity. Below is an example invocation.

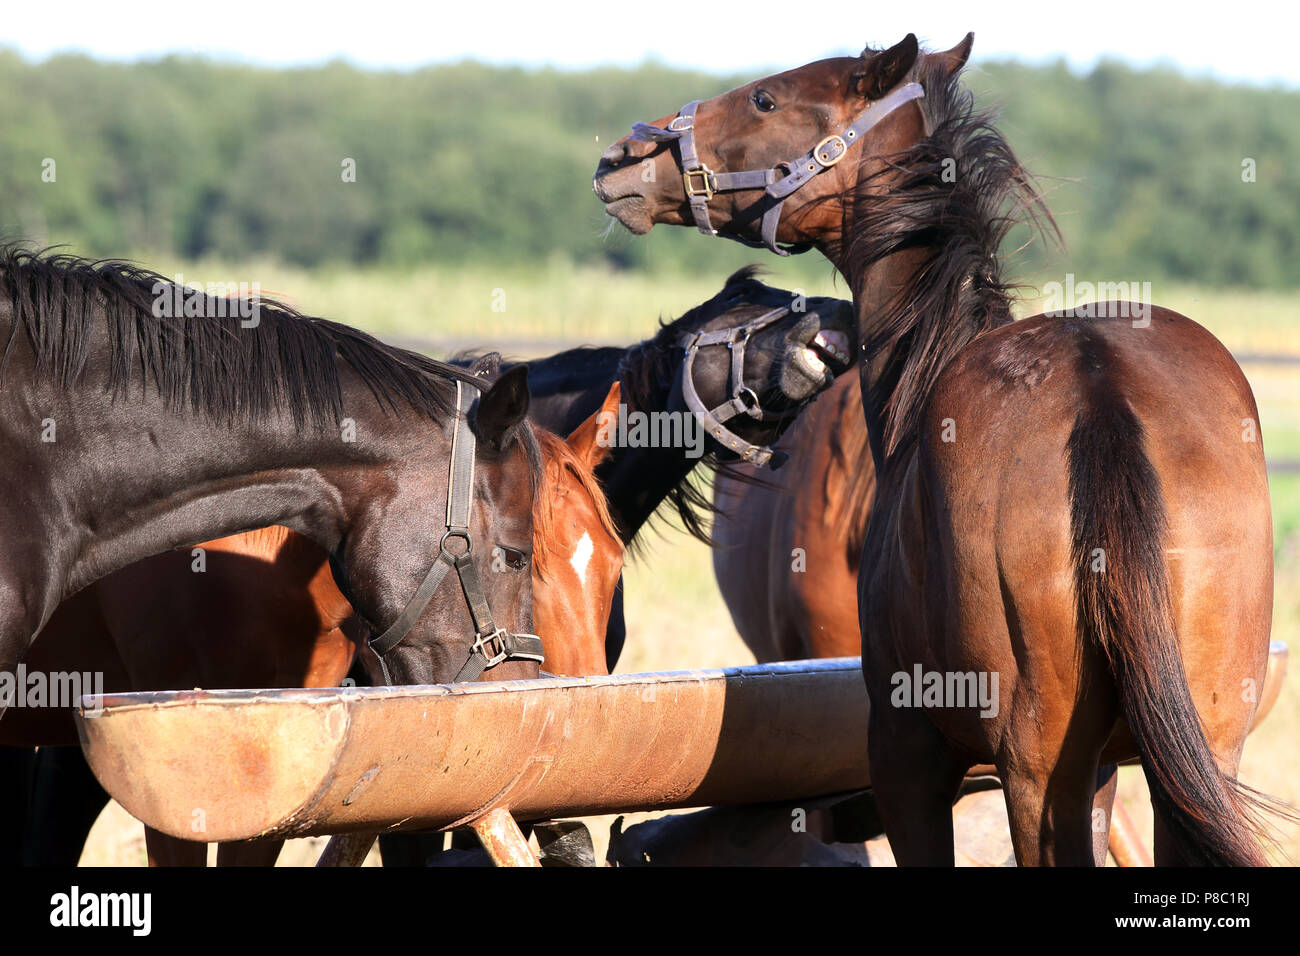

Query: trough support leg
[1107,796,1153,867]
[470,808,539,867]
[316,831,377,867]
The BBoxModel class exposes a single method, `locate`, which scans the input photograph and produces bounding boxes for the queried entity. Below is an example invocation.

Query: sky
[3,0,1297,88]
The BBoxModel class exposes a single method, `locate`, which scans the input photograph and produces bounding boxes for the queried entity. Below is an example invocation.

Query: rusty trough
[74,644,1288,865]
[76,658,874,846]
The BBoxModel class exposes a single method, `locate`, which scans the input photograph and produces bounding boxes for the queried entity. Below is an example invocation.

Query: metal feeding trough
[74,645,1289,866]
[75,659,874,847]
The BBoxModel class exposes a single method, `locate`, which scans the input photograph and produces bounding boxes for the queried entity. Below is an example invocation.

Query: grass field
[74,259,1299,865]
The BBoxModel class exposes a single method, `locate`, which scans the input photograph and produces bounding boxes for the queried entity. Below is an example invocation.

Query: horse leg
[1151,805,1195,866]
[1001,755,1104,867]
[144,827,207,866]
[867,706,967,866]
[1000,696,1113,867]
[24,745,111,865]
[0,747,35,866]
[215,839,285,866]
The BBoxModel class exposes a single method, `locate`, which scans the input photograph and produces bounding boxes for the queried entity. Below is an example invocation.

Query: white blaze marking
[569,531,594,586]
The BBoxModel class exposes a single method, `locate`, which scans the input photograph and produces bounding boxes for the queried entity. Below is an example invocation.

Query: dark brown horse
[0,245,555,870]
[2,385,623,865]
[595,34,1281,865]
[0,245,545,690]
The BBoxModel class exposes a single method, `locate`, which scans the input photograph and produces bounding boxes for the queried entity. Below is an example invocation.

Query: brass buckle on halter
[813,135,848,168]
[472,628,510,669]
[682,166,715,200]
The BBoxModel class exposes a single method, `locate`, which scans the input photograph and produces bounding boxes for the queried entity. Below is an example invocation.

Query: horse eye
[498,546,528,570]
[752,90,776,113]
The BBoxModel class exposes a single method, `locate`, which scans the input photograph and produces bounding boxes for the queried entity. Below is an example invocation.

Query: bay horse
[712,372,868,662]
[594,34,1281,865]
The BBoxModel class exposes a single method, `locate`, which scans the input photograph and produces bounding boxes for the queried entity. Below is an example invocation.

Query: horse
[508,266,856,668]
[0,244,548,689]
[594,34,1282,865]
[1,380,624,866]
[0,242,555,868]
[712,372,868,662]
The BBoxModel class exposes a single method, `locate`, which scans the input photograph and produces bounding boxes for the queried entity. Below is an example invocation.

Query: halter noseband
[630,82,925,257]
[368,379,545,686]
[676,305,803,469]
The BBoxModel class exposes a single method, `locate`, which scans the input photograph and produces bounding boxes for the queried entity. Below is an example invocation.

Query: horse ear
[855,33,919,100]
[931,32,974,79]
[474,365,530,451]
[565,382,620,471]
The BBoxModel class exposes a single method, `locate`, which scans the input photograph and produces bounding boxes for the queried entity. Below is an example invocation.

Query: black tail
[1067,328,1270,866]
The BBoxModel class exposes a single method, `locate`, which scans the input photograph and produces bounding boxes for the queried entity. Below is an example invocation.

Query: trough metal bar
[1107,798,1153,868]
[316,832,377,867]
[471,809,540,867]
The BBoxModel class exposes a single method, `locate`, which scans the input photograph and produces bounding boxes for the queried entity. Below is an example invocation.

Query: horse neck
[19,363,421,599]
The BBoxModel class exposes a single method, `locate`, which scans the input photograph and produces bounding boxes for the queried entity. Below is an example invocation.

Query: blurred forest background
[0,50,1296,285]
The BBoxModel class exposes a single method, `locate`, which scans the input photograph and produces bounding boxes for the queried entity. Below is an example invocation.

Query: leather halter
[676,305,802,469]
[630,82,926,257]
[368,379,545,685]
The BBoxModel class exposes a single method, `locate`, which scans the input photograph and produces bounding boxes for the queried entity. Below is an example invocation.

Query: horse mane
[842,54,1056,465]
[0,243,491,430]
[531,428,619,582]
[461,266,776,553]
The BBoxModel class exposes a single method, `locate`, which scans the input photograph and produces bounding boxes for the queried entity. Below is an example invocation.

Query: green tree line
[0,49,1295,286]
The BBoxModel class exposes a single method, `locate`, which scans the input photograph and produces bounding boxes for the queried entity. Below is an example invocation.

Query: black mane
[842,55,1056,466]
[615,267,780,547]
[459,266,779,549]
[0,244,489,430]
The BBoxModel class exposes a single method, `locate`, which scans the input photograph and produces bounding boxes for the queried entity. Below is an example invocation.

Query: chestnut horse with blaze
[595,33,1283,864]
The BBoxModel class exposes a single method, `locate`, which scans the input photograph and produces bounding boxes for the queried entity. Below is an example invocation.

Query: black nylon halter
[676,305,801,469]
[368,379,545,686]
[630,81,926,256]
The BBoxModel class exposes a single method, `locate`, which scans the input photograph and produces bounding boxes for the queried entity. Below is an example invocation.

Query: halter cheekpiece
[368,379,545,685]
[675,305,805,468]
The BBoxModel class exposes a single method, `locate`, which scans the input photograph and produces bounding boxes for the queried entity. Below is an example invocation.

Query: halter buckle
[471,627,511,669]
[813,135,848,168]
[440,528,471,558]
[668,115,694,132]
[682,166,715,200]
[735,386,761,413]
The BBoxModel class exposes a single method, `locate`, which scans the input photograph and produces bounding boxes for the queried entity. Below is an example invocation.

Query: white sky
[3,0,1298,87]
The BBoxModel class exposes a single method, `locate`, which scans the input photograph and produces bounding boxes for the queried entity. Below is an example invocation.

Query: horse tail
[1066,328,1269,866]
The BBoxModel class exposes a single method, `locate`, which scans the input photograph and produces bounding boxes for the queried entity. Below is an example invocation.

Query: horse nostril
[599,140,630,170]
